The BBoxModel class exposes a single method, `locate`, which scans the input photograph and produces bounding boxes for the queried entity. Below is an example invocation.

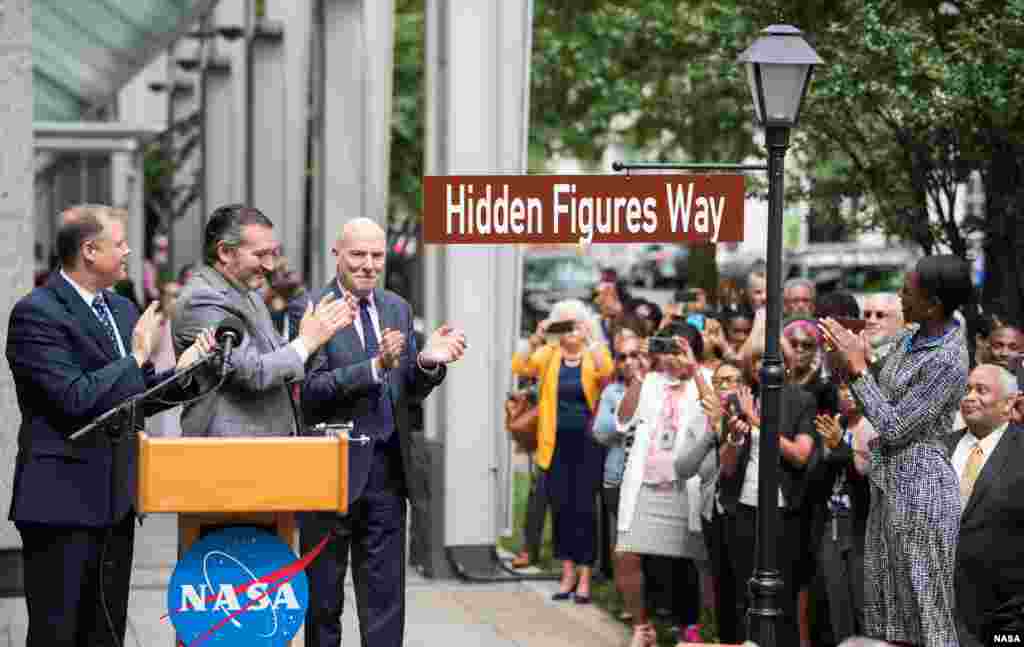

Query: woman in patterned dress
[820,255,973,647]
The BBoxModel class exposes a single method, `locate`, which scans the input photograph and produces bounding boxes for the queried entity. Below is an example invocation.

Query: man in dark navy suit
[301,217,466,647]
[5,205,213,647]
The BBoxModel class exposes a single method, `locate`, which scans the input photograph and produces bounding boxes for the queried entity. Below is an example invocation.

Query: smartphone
[834,316,867,334]
[546,320,576,335]
[725,393,746,421]
[686,313,706,332]
[648,336,681,354]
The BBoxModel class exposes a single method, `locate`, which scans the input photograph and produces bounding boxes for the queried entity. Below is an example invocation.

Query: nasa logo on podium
[167,526,309,647]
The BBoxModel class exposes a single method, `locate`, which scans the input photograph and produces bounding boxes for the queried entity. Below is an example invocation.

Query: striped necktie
[92,294,122,357]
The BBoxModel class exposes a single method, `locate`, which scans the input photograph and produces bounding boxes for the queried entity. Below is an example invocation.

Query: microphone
[215,315,246,379]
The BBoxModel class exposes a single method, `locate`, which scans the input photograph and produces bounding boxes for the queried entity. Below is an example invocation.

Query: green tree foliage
[529,0,761,166]
[390,0,426,220]
[388,0,1024,315]
[739,0,1024,314]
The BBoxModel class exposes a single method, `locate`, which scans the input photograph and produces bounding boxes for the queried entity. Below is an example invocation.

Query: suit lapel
[962,427,1014,521]
[199,265,277,348]
[322,280,364,360]
[50,274,117,361]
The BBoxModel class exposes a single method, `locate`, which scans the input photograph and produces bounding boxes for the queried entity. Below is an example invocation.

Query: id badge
[659,428,675,451]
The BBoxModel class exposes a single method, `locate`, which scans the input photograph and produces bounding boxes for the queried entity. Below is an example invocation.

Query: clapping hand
[419,325,468,368]
[176,328,217,371]
[298,294,355,352]
[379,329,406,370]
[819,318,871,379]
[815,413,843,450]
[131,302,166,367]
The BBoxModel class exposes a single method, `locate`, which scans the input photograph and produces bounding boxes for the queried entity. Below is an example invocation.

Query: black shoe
[552,582,577,601]
[573,594,591,605]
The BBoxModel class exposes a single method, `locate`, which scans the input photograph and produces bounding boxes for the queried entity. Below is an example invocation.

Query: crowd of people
[508,262,1024,647]
[10,204,1024,647]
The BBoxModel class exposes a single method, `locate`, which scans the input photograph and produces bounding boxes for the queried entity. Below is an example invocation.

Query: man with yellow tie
[946,363,1024,647]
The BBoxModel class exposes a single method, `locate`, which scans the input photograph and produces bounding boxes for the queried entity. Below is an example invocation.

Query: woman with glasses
[821,255,973,647]
[805,382,877,644]
[593,332,649,617]
[681,360,746,644]
[512,299,613,603]
[717,338,817,647]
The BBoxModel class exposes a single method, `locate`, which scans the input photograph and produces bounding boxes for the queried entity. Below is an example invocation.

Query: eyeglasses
[863,310,891,320]
[712,375,743,387]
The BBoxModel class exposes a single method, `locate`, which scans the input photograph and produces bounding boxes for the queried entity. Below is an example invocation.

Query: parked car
[785,242,921,306]
[628,243,689,288]
[521,248,601,336]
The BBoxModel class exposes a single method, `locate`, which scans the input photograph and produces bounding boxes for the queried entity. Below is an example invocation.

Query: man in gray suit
[173,204,354,437]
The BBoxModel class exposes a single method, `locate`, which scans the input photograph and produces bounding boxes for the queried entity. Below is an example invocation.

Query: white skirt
[616,482,704,560]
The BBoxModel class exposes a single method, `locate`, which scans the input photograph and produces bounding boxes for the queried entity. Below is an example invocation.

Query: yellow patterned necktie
[960,444,984,509]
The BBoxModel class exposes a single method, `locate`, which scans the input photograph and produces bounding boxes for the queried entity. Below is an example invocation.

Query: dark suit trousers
[818,513,865,643]
[302,489,408,647]
[704,509,741,644]
[16,513,135,647]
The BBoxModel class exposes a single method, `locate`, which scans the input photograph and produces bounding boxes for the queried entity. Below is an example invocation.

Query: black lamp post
[737,24,822,647]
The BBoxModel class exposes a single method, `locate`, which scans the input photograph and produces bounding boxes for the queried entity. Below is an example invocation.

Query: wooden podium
[137,431,349,644]
[137,431,349,548]
[137,432,349,644]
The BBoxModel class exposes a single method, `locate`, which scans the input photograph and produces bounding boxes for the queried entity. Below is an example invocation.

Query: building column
[203,0,249,220]
[316,0,394,286]
[250,1,313,265]
[420,0,531,575]
[0,0,33,562]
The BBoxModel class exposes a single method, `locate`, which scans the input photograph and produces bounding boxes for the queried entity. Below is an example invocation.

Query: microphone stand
[69,350,224,441]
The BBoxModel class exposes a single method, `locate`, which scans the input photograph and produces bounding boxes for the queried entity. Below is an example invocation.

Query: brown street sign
[422,174,745,245]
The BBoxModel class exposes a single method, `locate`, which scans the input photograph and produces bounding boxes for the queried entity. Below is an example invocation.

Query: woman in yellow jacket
[512,299,613,602]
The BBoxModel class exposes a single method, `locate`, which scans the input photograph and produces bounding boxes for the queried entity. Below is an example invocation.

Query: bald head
[333,218,387,296]
[337,217,386,248]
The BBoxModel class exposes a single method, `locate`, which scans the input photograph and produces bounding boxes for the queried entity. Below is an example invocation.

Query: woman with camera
[511,299,613,602]
[613,323,714,647]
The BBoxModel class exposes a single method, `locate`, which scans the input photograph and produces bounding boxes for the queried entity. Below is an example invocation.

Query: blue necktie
[359,298,394,440]
[92,294,122,357]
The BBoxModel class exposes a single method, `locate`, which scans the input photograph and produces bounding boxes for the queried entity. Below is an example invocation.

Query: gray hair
[784,277,816,295]
[865,293,902,311]
[975,363,1020,399]
[549,298,606,345]
[996,365,1020,398]
[838,638,901,647]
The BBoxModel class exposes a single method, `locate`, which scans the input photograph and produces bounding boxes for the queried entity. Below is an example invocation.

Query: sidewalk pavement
[0,513,629,647]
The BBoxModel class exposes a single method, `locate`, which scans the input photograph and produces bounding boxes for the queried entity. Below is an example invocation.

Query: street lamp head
[738,25,824,129]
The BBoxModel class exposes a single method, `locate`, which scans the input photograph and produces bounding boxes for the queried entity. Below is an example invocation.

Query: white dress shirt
[337,281,441,380]
[61,269,127,357]
[952,422,1008,483]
